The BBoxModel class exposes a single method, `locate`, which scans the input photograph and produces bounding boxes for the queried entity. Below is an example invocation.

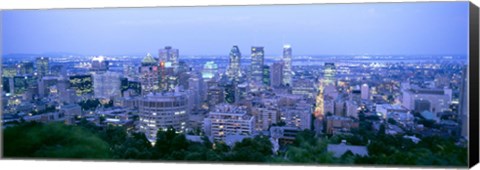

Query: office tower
[158,47,180,91]
[188,76,202,111]
[159,46,180,73]
[226,45,242,82]
[13,75,36,95]
[35,57,49,77]
[203,104,255,142]
[2,65,17,77]
[201,61,218,82]
[38,76,58,97]
[138,92,189,142]
[282,100,312,130]
[282,44,293,86]
[325,116,359,135]
[361,83,369,100]
[270,62,284,88]
[224,83,236,104]
[2,77,11,94]
[90,56,109,72]
[16,62,34,75]
[235,82,249,103]
[376,104,410,120]
[291,78,317,99]
[207,86,224,109]
[250,46,264,83]
[69,75,93,96]
[253,98,280,131]
[58,78,77,104]
[93,72,121,99]
[402,87,452,113]
[324,63,336,86]
[50,65,65,76]
[140,53,159,95]
[262,65,270,86]
[345,100,359,119]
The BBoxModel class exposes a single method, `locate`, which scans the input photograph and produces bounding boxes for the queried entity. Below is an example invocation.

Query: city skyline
[2,2,469,56]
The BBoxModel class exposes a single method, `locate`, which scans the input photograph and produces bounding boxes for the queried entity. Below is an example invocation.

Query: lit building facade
[93,71,121,99]
[138,92,189,142]
[35,57,49,77]
[140,53,159,95]
[270,62,284,88]
[250,46,264,83]
[226,45,242,82]
[282,44,293,86]
[203,104,255,142]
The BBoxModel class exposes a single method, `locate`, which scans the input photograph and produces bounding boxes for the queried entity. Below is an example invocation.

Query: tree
[3,122,110,159]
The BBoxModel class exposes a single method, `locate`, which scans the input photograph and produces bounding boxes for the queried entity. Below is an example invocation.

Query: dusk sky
[1,2,469,56]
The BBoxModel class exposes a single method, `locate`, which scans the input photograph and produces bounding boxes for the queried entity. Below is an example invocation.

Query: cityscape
[1,2,470,167]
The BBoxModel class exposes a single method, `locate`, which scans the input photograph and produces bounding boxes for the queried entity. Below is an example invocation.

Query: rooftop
[327,141,368,158]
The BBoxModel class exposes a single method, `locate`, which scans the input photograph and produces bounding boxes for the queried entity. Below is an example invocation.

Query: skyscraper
[93,72,121,99]
[159,46,180,73]
[35,57,49,77]
[250,46,264,83]
[262,65,270,86]
[324,63,336,86]
[201,61,218,82]
[90,56,109,72]
[270,62,284,88]
[361,83,369,100]
[282,44,293,86]
[140,53,159,95]
[158,46,180,91]
[226,45,242,82]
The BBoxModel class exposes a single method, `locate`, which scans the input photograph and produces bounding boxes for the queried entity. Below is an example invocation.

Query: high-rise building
[270,62,284,88]
[207,86,224,108]
[291,78,317,99]
[50,65,65,76]
[361,83,369,100]
[201,61,218,82]
[158,46,180,91]
[69,75,93,96]
[159,46,180,72]
[140,53,159,95]
[93,72,121,99]
[262,65,270,86]
[282,100,312,130]
[250,46,264,83]
[188,76,202,112]
[38,76,58,97]
[90,56,109,72]
[402,87,452,113]
[282,45,293,86]
[16,62,34,75]
[203,104,255,142]
[226,45,242,82]
[324,63,336,86]
[35,57,49,77]
[235,82,249,103]
[138,92,189,142]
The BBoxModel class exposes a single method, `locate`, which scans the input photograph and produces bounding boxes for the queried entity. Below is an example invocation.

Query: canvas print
[0,2,472,168]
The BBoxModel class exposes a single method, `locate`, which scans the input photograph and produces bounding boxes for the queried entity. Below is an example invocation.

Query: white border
[0,0,478,170]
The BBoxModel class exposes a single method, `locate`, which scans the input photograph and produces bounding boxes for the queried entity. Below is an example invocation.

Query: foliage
[3,122,110,159]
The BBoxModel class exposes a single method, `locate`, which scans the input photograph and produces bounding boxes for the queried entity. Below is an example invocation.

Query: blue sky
[1,2,469,56]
